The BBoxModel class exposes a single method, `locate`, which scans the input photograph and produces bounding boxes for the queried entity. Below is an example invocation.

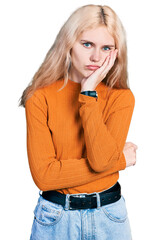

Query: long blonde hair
[19,4,129,107]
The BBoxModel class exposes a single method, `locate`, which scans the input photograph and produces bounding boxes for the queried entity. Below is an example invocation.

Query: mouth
[86,65,100,70]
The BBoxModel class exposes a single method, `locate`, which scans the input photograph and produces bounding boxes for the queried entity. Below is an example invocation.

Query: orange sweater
[25,78,135,194]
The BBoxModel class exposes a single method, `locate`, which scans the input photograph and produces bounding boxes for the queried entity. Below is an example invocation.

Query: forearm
[78,91,134,172]
[25,87,131,191]
[27,146,126,191]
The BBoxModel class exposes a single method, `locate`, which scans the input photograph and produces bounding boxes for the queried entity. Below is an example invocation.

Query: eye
[102,46,111,51]
[83,42,92,48]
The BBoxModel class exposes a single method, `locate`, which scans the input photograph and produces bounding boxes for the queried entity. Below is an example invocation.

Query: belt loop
[95,192,101,209]
[64,194,70,211]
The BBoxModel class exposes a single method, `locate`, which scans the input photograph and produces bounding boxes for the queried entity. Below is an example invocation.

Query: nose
[90,48,101,62]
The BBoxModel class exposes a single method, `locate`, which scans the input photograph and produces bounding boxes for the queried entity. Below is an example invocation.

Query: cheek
[100,52,110,63]
[71,51,85,67]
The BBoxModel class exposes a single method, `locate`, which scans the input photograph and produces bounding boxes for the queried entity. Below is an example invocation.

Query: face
[69,26,115,83]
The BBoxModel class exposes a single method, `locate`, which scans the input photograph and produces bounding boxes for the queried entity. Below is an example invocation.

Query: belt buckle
[71,194,86,198]
[70,193,87,210]
[65,193,88,210]
[65,192,100,210]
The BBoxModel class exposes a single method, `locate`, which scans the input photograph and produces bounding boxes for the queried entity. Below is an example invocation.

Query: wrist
[81,87,95,92]
[80,84,96,92]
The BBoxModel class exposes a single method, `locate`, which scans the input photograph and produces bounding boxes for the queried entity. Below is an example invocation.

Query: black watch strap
[80,91,98,98]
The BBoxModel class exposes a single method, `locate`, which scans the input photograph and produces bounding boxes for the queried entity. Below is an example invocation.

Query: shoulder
[110,87,135,104]
[25,88,46,110]
[107,88,135,114]
[25,79,63,108]
[98,82,135,106]
[99,85,135,112]
[112,88,135,107]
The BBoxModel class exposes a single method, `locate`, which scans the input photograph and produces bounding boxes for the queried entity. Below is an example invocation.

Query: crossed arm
[25,89,135,191]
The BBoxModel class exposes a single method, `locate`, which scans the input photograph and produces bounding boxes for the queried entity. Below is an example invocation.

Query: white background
[0,0,154,239]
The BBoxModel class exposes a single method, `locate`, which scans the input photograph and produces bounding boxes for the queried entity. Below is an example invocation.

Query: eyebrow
[80,40,115,47]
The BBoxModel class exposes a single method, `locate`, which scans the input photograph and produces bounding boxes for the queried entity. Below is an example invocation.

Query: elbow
[31,170,53,192]
[31,174,48,191]
[29,159,58,191]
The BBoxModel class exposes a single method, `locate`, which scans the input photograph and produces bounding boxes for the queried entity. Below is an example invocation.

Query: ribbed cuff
[119,153,127,170]
[79,93,98,104]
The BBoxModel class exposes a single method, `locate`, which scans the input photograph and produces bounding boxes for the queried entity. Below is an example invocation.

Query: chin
[83,71,94,78]
[86,72,94,77]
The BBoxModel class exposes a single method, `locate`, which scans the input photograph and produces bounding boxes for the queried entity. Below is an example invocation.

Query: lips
[86,65,100,70]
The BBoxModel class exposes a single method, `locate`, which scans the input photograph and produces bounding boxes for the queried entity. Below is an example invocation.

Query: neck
[68,69,82,84]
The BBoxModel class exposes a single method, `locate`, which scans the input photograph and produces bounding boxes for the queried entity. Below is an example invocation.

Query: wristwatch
[80,91,98,98]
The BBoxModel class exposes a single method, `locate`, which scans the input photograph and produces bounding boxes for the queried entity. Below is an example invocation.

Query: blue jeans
[30,192,132,240]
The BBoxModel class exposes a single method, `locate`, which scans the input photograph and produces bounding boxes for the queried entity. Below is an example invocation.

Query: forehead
[79,26,115,44]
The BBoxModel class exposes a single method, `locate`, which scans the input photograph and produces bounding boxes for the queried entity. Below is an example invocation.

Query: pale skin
[69,26,138,168]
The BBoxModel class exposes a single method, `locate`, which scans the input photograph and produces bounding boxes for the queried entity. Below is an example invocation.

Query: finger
[96,55,111,74]
[91,50,117,80]
[107,50,117,67]
[114,49,118,58]
[132,144,138,150]
[102,55,111,67]
[125,142,132,146]
[98,56,111,77]
[126,142,137,148]
[134,145,138,150]
[100,50,117,75]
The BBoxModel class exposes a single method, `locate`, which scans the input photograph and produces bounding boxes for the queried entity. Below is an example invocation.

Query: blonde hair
[19,4,129,107]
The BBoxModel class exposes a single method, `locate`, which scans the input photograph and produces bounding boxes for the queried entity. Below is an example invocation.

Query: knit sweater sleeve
[78,89,135,172]
[25,90,128,191]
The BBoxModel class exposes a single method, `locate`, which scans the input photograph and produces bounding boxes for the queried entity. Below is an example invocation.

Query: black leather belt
[42,182,121,210]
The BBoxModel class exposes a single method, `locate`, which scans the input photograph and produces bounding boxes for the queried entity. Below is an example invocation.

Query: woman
[19,4,137,240]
